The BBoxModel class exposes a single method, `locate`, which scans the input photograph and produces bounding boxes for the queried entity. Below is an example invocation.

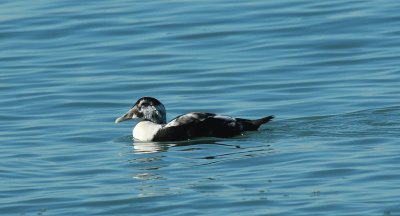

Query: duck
[115,97,274,142]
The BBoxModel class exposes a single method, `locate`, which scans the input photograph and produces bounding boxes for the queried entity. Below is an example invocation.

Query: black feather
[235,115,274,131]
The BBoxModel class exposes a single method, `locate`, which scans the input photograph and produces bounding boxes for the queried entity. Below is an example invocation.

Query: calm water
[1,0,400,215]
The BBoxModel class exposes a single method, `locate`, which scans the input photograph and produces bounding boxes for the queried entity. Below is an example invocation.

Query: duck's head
[115,97,166,124]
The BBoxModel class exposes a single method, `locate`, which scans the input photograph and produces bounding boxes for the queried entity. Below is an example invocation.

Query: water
[1,0,400,215]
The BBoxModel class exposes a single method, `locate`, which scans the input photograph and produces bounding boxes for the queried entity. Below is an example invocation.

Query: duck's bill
[115,106,140,124]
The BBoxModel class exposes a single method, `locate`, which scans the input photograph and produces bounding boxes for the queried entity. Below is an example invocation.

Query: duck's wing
[164,112,215,127]
[153,112,242,141]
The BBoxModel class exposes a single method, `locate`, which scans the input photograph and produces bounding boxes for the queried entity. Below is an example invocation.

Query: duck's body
[115,97,274,142]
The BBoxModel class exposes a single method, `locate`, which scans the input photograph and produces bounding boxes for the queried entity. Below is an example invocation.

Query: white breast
[133,121,163,142]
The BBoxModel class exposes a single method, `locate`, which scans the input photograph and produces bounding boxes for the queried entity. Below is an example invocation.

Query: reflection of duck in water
[132,142,170,154]
[115,97,274,142]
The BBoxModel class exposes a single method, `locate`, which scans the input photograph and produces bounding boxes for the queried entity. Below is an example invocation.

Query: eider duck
[115,97,274,142]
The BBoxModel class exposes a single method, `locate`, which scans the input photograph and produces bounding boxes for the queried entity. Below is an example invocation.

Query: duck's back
[153,112,242,141]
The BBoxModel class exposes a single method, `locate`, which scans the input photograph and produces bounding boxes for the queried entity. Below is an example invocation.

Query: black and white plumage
[115,97,274,142]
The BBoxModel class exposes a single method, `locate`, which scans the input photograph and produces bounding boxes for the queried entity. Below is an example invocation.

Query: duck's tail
[236,115,274,131]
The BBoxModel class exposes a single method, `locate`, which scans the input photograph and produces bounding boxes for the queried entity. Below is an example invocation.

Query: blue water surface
[1,0,400,215]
